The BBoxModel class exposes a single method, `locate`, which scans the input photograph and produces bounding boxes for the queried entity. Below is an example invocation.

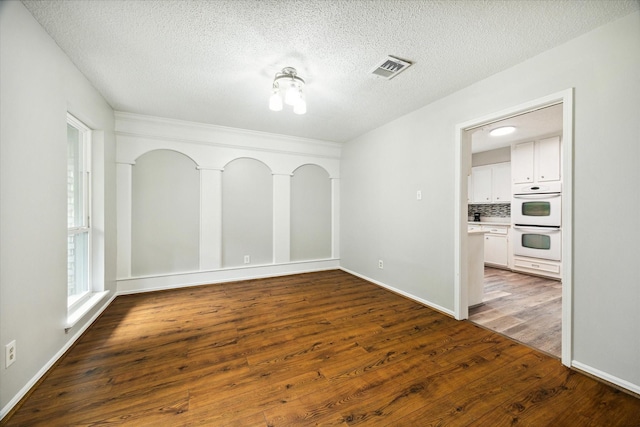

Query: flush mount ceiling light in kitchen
[269,67,306,115]
[489,126,516,136]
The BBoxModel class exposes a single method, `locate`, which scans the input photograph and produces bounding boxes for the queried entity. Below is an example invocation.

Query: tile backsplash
[468,203,511,218]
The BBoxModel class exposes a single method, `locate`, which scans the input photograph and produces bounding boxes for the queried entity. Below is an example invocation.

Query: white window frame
[67,113,92,312]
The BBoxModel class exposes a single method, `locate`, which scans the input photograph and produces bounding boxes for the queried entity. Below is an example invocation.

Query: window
[67,114,91,310]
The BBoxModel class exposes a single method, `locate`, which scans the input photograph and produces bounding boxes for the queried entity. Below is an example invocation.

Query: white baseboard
[339,267,455,317]
[571,360,640,396]
[116,259,340,295]
[0,293,117,421]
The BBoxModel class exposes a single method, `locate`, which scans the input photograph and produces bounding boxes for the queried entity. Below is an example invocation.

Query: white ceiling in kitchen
[21,0,639,143]
[471,103,564,153]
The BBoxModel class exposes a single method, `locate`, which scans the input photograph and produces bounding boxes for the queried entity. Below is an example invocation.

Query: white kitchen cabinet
[511,141,534,184]
[482,225,509,268]
[512,136,561,185]
[471,162,511,203]
[491,163,511,203]
[472,167,492,203]
[536,136,561,182]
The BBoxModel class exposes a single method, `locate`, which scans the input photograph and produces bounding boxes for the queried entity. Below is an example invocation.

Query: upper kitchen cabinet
[471,162,511,203]
[536,136,561,182]
[512,136,561,185]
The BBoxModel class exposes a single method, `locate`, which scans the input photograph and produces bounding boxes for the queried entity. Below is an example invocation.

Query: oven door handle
[513,226,561,234]
[513,193,561,199]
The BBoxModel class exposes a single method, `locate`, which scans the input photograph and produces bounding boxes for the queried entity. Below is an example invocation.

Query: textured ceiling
[21,0,639,143]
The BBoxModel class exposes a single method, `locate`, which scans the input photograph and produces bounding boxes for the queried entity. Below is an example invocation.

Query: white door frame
[453,88,574,367]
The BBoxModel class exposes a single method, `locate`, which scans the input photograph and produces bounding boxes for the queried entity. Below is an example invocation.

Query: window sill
[66,291,109,331]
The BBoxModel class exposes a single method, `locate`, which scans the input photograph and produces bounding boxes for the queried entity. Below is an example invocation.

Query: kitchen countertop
[468,221,511,227]
[468,229,488,235]
[468,217,511,226]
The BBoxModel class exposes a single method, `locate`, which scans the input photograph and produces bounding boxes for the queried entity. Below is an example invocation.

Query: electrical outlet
[244,255,250,264]
[5,340,16,368]
[416,190,422,200]
[378,260,384,269]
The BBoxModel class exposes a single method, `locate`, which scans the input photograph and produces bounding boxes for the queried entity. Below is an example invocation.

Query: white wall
[472,147,510,167]
[341,11,640,391]
[0,0,117,416]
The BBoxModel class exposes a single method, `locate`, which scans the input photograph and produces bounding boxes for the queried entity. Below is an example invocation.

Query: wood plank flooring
[4,270,640,426]
[469,267,562,358]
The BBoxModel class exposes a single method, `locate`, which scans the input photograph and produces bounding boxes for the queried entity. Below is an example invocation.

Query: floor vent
[371,56,413,80]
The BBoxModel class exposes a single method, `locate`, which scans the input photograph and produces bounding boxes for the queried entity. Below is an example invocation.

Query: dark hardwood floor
[469,267,562,358]
[4,270,639,426]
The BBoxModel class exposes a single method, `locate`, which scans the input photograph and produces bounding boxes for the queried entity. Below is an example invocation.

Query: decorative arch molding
[291,163,331,178]
[134,148,199,169]
[117,135,340,178]
[222,156,273,175]
[115,112,341,177]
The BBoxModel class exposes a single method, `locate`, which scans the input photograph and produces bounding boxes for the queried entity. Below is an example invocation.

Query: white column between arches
[199,168,223,270]
[116,162,133,278]
[272,173,291,264]
[331,178,340,259]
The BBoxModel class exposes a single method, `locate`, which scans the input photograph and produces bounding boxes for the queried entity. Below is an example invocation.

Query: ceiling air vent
[371,56,413,80]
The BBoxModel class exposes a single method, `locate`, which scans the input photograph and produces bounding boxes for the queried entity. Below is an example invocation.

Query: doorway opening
[468,105,562,358]
[453,89,573,367]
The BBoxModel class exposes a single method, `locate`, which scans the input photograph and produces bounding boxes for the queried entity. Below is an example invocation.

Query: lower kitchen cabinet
[482,225,509,268]
[484,234,508,267]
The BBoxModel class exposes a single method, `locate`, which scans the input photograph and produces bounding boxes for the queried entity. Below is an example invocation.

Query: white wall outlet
[416,190,422,200]
[244,255,250,264]
[378,260,384,269]
[5,340,16,368]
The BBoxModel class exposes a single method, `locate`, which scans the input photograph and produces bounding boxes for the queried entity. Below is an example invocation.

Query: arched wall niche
[290,164,332,261]
[221,158,274,267]
[131,149,200,276]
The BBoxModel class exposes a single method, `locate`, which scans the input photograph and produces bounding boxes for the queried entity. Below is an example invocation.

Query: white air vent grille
[371,56,412,80]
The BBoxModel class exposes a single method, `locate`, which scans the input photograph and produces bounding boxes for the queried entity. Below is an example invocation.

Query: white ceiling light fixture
[489,126,516,136]
[269,67,306,115]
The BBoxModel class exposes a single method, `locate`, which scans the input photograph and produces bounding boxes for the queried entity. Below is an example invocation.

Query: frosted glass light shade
[284,82,300,106]
[293,93,306,115]
[489,126,516,136]
[269,91,283,111]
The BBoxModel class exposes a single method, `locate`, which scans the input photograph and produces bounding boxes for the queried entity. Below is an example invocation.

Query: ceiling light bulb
[284,81,300,106]
[269,90,282,111]
[489,126,516,136]
[293,96,306,115]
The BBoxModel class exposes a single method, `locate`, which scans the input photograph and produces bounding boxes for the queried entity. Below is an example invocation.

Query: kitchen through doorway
[456,92,573,364]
